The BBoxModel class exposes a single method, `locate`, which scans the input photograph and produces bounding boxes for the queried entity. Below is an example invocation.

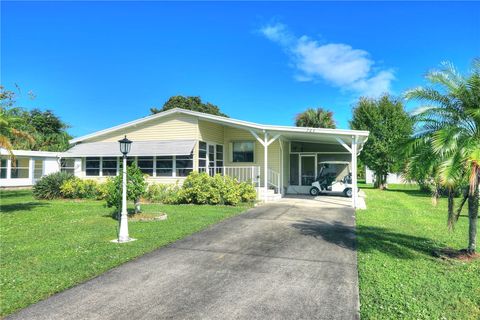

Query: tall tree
[150,96,228,117]
[295,107,336,128]
[405,60,480,254]
[0,86,71,153]
[0,87,34,156]
[350,95,413,189]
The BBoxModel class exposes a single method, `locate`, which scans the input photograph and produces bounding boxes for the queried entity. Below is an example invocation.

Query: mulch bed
[433,247,480,262]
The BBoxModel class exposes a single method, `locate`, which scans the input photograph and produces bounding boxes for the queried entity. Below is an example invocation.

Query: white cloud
[259,23,394,97]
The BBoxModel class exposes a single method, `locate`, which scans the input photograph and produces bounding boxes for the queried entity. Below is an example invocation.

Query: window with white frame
[156,156,173,176]
[11,157,29,179]
[34,160,43,179]
[102,157,117,176]
[137,157,154,176]
[85,157,100,176]
[61,158,75,174]
[232,141,254,163]
[176,153,193,177]
[215,145,224,174]
[0,157,7,179]
[198,141,207,173]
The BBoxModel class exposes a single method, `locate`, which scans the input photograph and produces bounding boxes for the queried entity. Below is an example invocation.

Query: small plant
[104,163,147,213]
[33,172,74,199]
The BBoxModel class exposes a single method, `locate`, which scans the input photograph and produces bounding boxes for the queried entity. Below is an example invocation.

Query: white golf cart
[309,161,353,197]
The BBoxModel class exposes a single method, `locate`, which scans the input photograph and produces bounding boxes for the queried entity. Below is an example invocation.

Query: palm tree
[295,108,336,129]
[0,87,34,157]
[405,59,480,254]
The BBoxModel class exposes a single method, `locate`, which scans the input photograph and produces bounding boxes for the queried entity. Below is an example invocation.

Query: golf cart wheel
[344,188,352,198]
[310,187,320,196]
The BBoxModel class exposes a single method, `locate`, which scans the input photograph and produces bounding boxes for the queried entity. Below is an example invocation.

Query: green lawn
[0,189,249,316]
[357,184,480,319]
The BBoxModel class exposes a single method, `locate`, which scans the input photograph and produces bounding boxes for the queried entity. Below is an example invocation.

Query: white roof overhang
[63,140,196,157]
[69,108,369,147]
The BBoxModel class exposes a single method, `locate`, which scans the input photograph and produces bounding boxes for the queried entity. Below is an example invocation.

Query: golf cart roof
[319,161,350,164]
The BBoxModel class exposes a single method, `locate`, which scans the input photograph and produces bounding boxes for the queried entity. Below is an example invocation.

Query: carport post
[264,131,268,202]
[351,136,358,208]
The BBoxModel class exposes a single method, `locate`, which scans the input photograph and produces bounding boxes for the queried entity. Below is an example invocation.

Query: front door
[300,155,316,186]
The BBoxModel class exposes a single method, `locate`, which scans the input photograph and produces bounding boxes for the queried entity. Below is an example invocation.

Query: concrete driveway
[9,196,359,320]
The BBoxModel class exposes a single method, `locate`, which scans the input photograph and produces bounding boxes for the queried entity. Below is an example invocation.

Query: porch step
[256,188,282,201]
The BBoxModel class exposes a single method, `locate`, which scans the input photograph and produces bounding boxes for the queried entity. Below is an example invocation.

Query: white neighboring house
[365,167,407,184]
[0,149,66,187]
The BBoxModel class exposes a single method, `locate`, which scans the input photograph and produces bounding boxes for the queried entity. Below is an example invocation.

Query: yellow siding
[198,120,224,144]
[87,114,198,142]
[223,127,282,185]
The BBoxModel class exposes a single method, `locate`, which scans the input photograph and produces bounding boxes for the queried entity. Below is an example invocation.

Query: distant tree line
[0,86,71,153]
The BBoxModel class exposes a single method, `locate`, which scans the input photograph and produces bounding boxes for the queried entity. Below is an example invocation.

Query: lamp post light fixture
[112,135,135,243]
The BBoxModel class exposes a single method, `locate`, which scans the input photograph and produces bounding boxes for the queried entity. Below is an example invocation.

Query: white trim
[69,108,369,144]
[335,137,352,154]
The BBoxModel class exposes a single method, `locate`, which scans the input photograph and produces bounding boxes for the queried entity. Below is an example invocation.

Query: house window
[198,141,207,173]
[137,157,154,176]
[176,153,193,177]
[216,145,224,174]
[126,157,136,167]
[156,156,173,176]
[61,158,75,174]
[0,158,7,179]
[34,160,43,179]
[11,157,29,179]
[232,141,254,163]
[102,157,117,176]
[85,157,100,176]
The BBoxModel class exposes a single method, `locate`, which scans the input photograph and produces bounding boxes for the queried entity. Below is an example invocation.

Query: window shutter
[229,142,233,162]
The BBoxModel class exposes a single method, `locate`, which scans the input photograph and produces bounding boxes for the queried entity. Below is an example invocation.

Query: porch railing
[267,168,280,193]
[223,166,260,186]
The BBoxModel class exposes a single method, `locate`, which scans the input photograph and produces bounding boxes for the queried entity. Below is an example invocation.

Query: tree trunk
[467,186,478,254]
[447,189,455,230]
[134,199,141,214]
[374,172,387,189]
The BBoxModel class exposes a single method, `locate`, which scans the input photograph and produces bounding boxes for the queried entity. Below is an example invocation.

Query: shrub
[145,183,182,204]
[104,163,147,213]
[179,172,256,206]
[60,178,99,199]
[33,172,74,200]
[238,181,257,203]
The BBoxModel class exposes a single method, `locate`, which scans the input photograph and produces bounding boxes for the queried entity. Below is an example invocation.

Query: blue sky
[2,1,479,137]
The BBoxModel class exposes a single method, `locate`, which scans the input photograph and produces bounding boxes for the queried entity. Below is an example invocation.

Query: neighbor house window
[34,160,43,179]
[102,157,117,176]
[11,157,29,179]
[198,141,207,173]
[176,153,193,177]
[216,145,224,174]
[232,141,254,162]
[156,156,173,176]
[137,157,154,176]
[0,158,8,179]
[61,158,75,174]
[85,157,100,176]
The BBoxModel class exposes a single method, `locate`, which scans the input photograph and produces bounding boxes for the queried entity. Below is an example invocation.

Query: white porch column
[351,136,358,208]
[264,131,268,201]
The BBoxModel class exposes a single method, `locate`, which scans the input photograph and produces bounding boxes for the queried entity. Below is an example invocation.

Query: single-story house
[1,108,369,207]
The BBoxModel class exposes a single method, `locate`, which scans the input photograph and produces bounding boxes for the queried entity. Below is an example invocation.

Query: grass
[357,184,480,319]
[0,189,250,316]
